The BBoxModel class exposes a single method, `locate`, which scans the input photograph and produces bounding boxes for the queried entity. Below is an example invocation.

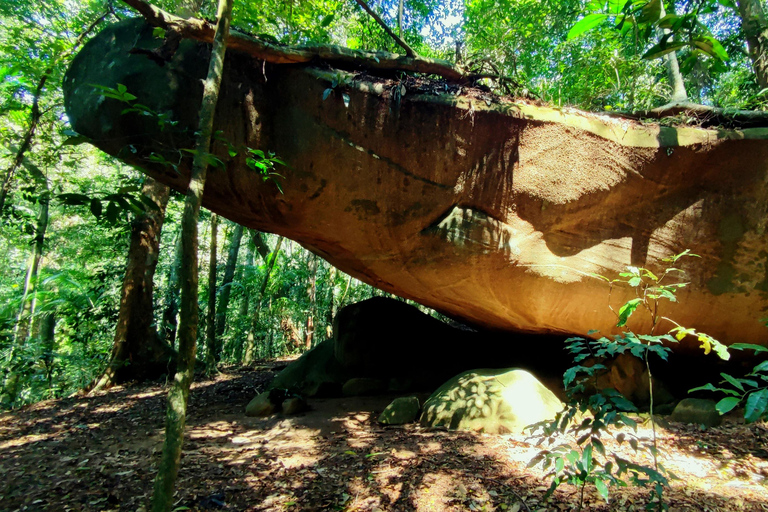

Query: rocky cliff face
[64,19,768,349]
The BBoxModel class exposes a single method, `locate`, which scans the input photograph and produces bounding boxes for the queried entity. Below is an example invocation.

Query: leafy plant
[528,251,729,510]
[322,72,351,108]
[690,343,768,423]
[245,148,287,193]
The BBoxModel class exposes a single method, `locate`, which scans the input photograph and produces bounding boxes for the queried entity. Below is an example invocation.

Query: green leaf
[567,14,607,40]
[642,41,686,60]
[320,13,334,27]
[730,343,768,354]
[637,0,661,23]
[595,477,609,500]
[58,193,91,206]
[693,36,729,61]
[721,372,744,392]
[106,201,120,223]
[715,396,740,415]
[744,389,768,423]
[322,88,333,100]
[617,298,642,327]
[89,198,102,217]
[688,382,718,393]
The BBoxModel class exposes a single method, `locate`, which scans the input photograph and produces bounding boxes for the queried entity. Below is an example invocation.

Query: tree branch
[352,0,416,57]
[119,0,474,81]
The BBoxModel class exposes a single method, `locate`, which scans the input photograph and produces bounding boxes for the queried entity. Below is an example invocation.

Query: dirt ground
[1,363,767,512]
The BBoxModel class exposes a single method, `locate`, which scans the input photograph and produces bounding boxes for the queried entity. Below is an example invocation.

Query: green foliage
[690,343,768,423]
[528,252,727,509]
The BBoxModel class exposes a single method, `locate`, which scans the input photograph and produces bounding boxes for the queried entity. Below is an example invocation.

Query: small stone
[282,396,308,415]
[378,396,420,425]
[670,398,722,428]
[342,377,386,397]
[245,389,285,417]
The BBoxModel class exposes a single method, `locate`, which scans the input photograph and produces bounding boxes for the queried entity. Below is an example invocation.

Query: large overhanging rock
[64,19,768,350]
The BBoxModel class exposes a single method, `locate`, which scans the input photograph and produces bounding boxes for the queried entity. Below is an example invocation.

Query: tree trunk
[659,2,688,102]
[231,238,255,363]
[39,313,56,397]
[151,0,233,507]
[304,253,318,350]
[91,177,173,392]
[161,230,183,348]
[243,236,283,365]
[325,267,336,339]
[737,0,768,89]
[398,0,404,37]
[1,190,49,407]
[213,222,244,359]
[204,213,218,370]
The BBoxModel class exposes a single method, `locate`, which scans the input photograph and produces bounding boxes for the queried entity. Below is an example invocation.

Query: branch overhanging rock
[120,0,471,82]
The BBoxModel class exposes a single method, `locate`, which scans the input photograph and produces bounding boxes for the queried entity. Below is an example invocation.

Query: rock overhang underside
[64,18,768,350]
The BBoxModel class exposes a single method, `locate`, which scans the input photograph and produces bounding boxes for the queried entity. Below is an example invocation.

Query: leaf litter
[0,363,766,511]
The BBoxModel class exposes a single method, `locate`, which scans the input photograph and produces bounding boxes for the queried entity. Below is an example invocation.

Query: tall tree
[213,222,244,356]
[160,230,183,348]
[90,177,173,392]
[205,212,218,370]
[243,236,283,365]
[304,253,318,350]
[149,0,234,508]
[1,186,49,406]
[737,0,768,89]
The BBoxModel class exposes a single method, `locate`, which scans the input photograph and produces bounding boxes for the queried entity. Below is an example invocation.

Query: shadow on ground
[1,365,767,511]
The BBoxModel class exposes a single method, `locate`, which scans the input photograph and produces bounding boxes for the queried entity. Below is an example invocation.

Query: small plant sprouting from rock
[527,251,730,511]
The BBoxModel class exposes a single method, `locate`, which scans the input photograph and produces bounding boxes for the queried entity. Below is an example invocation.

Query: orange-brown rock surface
[64,19,768,349]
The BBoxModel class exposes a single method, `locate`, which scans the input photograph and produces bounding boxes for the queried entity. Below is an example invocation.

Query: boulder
[420,368,563,434]
[65,19,768,351]
[263,298,571,401]
[670,398,722,427]
[379,397,421,425]
[593,354,674,407]
[268,338,350,397]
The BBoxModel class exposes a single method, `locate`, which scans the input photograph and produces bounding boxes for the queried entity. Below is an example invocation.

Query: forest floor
[1,362,767,512]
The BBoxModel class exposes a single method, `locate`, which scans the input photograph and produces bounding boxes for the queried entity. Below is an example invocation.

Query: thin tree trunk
[1,189,49,407]
[213,222,244,358]
[161,229,183,348]
[398,0,404,37]
[39,313,56,397]
[91,177,172,392]
[738,0,768,89]
[325,267,336,339]
[205,213,218,370]
[304,253,318,350]
[151,0,233,508]
[232,239,255,363]
[659,2,687,102]
[243,236,283,365]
